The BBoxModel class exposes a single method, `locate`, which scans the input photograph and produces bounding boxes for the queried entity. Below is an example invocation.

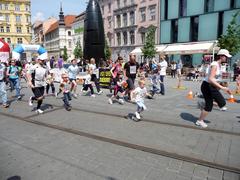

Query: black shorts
[32,86,45,98]
[126,78,135,90]
[69,78,76,82]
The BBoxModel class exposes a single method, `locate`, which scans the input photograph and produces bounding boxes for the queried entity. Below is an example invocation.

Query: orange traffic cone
[187,90,193,99]
[228,94,236,103]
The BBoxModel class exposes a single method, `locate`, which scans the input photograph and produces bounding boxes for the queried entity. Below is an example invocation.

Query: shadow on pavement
[180,112,211,124]
[7,176,21,180]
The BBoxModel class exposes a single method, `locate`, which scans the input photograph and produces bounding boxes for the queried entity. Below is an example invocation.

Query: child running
[82,69,95,97]
[59,73,72,111]
[132,79,152,121]
[108,71,125,104]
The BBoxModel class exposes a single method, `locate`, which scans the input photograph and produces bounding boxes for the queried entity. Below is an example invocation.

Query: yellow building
[0,0,31,49]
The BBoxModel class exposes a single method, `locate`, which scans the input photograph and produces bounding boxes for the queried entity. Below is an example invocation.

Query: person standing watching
[123,54,139,101]
[0,59,9,108]
[158,54,168,95]
[196,49,232,128]
[27,56,48,114]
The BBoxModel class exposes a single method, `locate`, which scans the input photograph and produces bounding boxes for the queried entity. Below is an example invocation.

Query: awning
[131,45,167,55]
[163,41,219,55]
[130,47,142,55]
[156,45,167,53]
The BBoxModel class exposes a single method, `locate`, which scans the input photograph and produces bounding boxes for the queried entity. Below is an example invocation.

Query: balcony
[113,3,137,14]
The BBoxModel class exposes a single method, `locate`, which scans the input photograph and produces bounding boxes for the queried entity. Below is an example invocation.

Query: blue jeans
[0,81,8,105]
[63,92,72,106]
[9,78,20,97]
[159,75,165,95]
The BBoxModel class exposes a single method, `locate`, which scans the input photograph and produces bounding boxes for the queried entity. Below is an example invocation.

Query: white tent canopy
[163,41,219,55]
[130,41,219,55]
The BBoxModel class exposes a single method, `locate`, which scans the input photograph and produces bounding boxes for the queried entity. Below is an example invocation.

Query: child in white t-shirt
[132,80,151,120]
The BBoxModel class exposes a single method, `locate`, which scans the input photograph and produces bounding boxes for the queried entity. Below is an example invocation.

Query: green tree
[105,38,111,60]
[218,10,240,56]
[74,40,83,59]
[141,25,157,60]
[62,46,68,61]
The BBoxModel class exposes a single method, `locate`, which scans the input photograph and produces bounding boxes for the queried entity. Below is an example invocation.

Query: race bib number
[130,66,136,74]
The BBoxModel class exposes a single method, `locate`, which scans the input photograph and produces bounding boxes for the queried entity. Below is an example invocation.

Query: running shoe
[135,112,141,120]
[35,109,44,114]
[195,120,208,128]
[91,94,96,98]
[108,98,113,104]
[17,96,22,100]
[97,90,103,95]
[29,96,33,106]
[3,103,9,108]
[72,94,78,98]
[220,106,227,111]
[118,99,124,104]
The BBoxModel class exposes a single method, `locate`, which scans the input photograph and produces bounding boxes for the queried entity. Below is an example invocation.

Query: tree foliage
[218,10,240,56]
[74,40,83,59]
[141,25,157,59]
[62,46,68,61]
[105,38,111,60]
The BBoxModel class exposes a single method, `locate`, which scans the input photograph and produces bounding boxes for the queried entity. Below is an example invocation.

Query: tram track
[0,111,240,174]
[19,99,240,137]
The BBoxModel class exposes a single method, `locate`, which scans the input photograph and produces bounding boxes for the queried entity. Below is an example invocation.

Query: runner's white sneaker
[108,98,113,104]
[91,94,96,98]
[135,112,141,120]
[220,106,227,111]
[196,120,208,128]
[35,109,43,114]
[29,96,33,106]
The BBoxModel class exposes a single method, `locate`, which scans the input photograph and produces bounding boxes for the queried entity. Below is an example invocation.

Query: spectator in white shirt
[158,54,168,95]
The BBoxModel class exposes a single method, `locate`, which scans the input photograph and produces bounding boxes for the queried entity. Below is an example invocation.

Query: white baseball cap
[217,49,232,58]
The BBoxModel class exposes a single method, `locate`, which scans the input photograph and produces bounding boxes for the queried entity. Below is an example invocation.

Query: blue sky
[31,0,87,22]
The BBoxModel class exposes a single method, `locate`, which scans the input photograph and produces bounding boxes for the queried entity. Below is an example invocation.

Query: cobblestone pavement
[0,77,239,180]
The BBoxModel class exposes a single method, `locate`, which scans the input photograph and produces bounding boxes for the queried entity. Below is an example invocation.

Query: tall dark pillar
[84,0,105,67]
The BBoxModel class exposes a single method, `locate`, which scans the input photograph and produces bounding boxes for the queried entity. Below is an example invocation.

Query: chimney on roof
[59,2,65,26]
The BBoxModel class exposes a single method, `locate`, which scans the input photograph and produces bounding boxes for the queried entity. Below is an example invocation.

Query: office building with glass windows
[160,0,240,66]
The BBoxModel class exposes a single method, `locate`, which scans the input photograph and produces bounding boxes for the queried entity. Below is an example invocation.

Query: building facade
[160,0,240,65]
[0,0,32,49]
[44,6,76,59]
[71,12,85,52]
[98,0,160,61]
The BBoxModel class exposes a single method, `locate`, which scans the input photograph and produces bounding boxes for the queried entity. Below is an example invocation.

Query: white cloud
[32,12,45,22]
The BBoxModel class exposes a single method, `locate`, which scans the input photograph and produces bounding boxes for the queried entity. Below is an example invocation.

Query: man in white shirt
[158,54,168,95]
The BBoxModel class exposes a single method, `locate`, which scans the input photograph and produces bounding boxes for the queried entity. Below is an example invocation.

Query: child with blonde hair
[132,79,151,121]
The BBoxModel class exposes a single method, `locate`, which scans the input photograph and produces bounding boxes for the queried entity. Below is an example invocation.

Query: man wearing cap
[27,56,48,114]
[0,58,9,108]
[196,49,232,128]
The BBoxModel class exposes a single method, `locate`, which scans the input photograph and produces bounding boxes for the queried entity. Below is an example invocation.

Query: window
[16,27,22,33]
[230,0,236,8]
[123,31,128,45]
[141,32,145,44]
[5,15,9,22]
[27,27,30,33]
[171,19,178,43]
[7,38,11,44]
[108,16,112,28]
[16,15,21,22]
[130,11,135,25]
[17,38,23,44]
[190,16,199,41]
[0,26,4,33]
[6,26,10,32]
[149,5,156,21]
[130,30,135,44]
[117,32,121,45]
[108,36,112,46]
[205,0,214,12]
[130,0,135,5]
[123,13,128,26]
[164,0,168,20]
[117,15,121,28]
[26,16,31,23]
[101,5,104,14]
[117,0,120,8]
[140,8,146,22]
[68,31,71,36]
[0,4,2,10]
[5,4,8,10]
[25,4,30,11]
[108,3,111,12]
[124,0,127,6]
[15,4,20,11]
[218,12,223,38]
[179,0,187,17]
[68,40,71,48]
